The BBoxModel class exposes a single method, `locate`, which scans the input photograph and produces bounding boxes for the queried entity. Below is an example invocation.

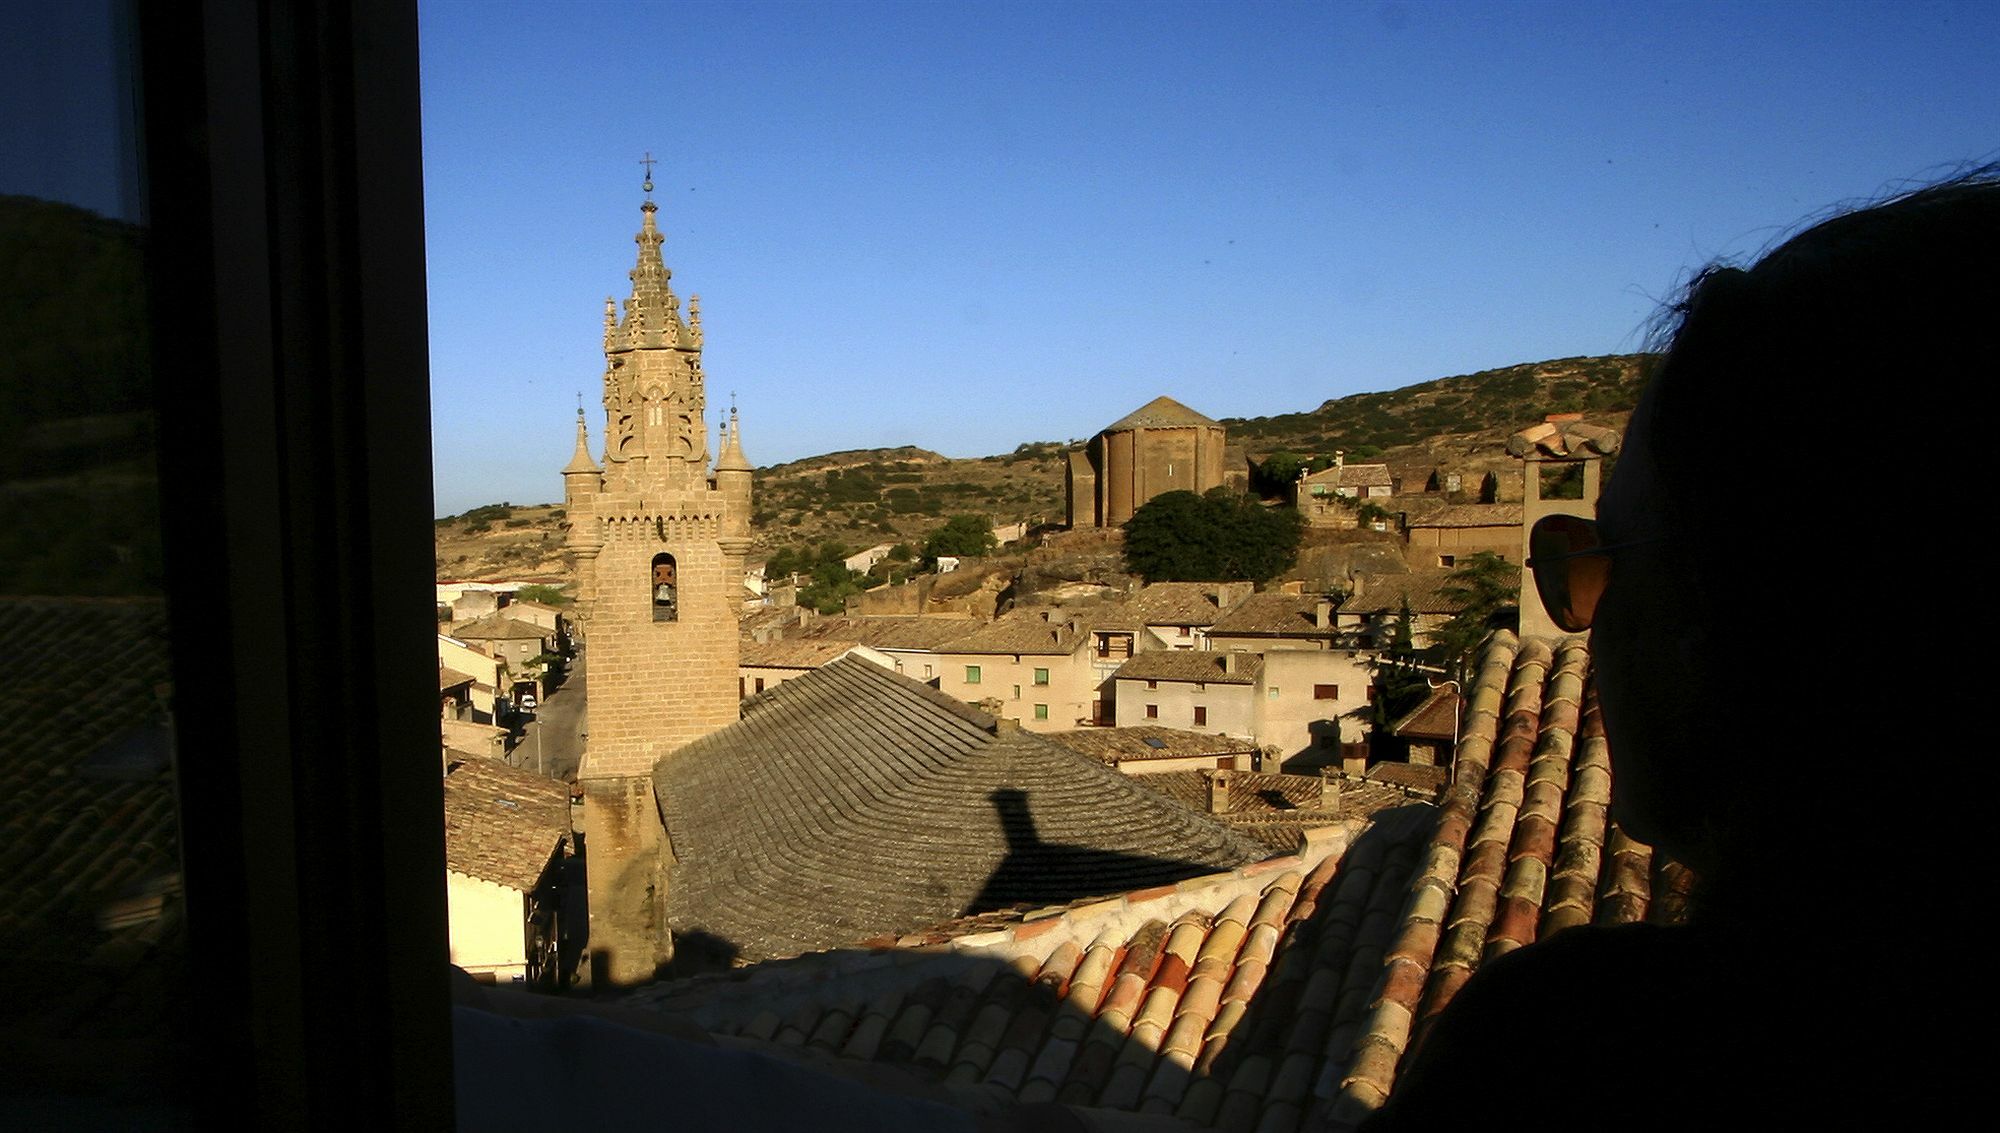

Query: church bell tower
[565,164,753,984]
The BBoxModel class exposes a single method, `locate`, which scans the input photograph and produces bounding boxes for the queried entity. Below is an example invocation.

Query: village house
[1045,725,1261,776]
[449,612,554,703]
[932,608,1102,731]
[737,637,894,698]
[437,632,503,722]
[1294,453,1396,527]
[1206,591,1357,651]
[798,614,983,683]
[1396,500,1523,569]
[1334,571,1464,650]
[1110,649,1262,736]
[1108,647,1376,771]
[441,754,571,987]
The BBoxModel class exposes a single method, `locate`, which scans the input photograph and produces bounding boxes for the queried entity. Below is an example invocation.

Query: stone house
[441,754,570,987]
[1398,501,1523,569]
[796,615,983,684]
[1206,592,1357,652]
[1334,571,1464,650]
[449,613,553,703]
[1295,454,1396,527]
[1066,395,1228,529]
[437,632,503,722]
[500,597,572,654]
[932,608,1101,731]
[1110,649,1262,736]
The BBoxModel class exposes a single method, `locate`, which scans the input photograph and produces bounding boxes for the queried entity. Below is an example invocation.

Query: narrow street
[521,653,587,785]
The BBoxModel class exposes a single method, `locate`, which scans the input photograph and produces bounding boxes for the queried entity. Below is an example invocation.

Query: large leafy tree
[1432,551,1521,686]
[1122,488,1303,583]
[922,514,996,562]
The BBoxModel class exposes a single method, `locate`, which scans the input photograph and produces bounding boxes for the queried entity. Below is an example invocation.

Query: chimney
[1222,652,1237,675]
[1314,597,1333,629]
[1348,571,1365,598]
[1205,768,1232,814]
[1334,450,1345,469]
[1319,769,1341,810]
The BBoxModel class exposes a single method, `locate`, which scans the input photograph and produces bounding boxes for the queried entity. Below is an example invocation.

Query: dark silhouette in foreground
[1365,172,1995,1128]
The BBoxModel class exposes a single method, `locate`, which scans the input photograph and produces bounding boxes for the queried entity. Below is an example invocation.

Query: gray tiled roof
[1111,650,1262,685]
[1341,571,1470,617]
[739,637,869,669]
[1128,582,1230,627]
[805,615,983,651]
[1403,502,1522,529]
[442,756,570,891]
[652,656,1268,962]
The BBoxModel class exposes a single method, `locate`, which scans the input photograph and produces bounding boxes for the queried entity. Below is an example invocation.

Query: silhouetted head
[1595,170,1997,902]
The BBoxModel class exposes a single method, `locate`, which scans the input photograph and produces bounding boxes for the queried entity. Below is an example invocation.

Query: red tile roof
[442,756,570,891]
[618,632,1686,1130]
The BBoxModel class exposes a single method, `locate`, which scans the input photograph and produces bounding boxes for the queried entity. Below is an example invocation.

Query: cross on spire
[639,151,656,196]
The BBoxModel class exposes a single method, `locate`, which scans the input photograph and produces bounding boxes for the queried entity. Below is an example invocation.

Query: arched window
[651,553,677,622]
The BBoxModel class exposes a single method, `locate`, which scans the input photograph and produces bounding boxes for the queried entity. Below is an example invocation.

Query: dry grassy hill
[433,353,1655,583]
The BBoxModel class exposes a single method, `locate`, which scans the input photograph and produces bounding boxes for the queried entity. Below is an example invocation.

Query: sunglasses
[1524,514,1662,633]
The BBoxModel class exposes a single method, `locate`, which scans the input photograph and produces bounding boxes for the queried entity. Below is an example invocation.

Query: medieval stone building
[1065,395,1227,528]
[564,188,753,984]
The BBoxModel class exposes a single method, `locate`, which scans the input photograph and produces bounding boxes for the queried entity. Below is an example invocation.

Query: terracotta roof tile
[738,637,874,669]
[804,615,983,651]
[1208,593,1342,638]
[1127,583,1234,627]
[937,609,1091,656]
[449,613,550,641]
[624,631,1685,1132]
[1340,571,1468,617]
[441,756,570,891]
[1401,502,1523,529]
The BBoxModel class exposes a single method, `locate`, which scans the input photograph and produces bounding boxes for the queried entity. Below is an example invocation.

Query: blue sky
[419,0,1998,515]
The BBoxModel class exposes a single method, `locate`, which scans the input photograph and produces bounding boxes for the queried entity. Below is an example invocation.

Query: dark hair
[1632,169,1997,913]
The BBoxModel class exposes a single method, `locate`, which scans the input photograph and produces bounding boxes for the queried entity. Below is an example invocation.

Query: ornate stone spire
[715,405,751,472]
[611,200,687,351]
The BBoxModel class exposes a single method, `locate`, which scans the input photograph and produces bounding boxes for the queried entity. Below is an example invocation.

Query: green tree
[513,583,569,606]
[922,514,996,563]
[1432,552,1520,686]
[1121,488,1302,583]
[1256,451,1306,496]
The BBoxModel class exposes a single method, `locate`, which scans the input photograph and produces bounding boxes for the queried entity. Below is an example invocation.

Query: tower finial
[640,151,656,198]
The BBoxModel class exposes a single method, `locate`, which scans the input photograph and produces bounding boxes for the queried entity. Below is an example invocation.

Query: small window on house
[1012,685,1021,699]
[651,552,678,622]
[738,678,745,697]
[1034,704,1048,721]
[1145,704,1158,719]
[1034,667,1049,685]
[1438,554,1455,568]
[1194,706,1208,726]
[753,678,765,693]
[965,665,981,684]
[1267,687,1280,700]
[1314,684,1338,700]
[1146,680,1158,690]
[1177,625,1191,637]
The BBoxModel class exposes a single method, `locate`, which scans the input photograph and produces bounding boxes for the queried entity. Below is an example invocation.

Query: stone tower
[566,187,752,985]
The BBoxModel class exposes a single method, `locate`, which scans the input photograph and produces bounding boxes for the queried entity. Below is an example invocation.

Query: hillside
[433,353,1654,583]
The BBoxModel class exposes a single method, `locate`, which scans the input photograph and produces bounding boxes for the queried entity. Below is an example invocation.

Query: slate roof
[740,637,870,670]
[450,613,550,641]
[1207,593,1342,639]
[1044,727,1259,766]
[1302,463,1394,490]
[1112,651,1262,686]
[442,756,570,891]
[1103,395,1221,432]
[621,631,1688,1131]
[652,657,1269,962]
